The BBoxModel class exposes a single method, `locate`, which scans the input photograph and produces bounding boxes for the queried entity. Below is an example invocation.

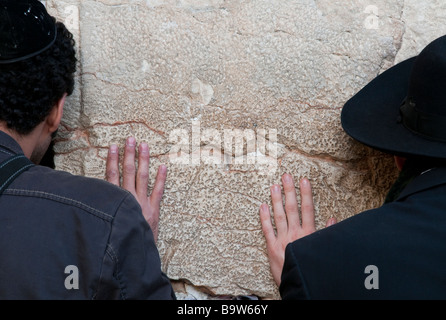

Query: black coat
[280,167,446,299]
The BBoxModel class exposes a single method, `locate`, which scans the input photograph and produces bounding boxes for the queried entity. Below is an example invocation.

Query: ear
[46,93,66,134]
[394,155,406,171]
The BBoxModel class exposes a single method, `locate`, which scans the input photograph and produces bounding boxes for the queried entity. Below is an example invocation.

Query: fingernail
[260,203,268,212]
[140,142,149,153]
[283,173,291,183]
[160,164,167,174]
[109,144,118,154]
[126,137,135,147]
[327,215,337,226]
[301,178,309,186]
[271,184,280,192]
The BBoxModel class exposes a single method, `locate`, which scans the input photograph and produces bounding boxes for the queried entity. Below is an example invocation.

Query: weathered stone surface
[45,0,445,299]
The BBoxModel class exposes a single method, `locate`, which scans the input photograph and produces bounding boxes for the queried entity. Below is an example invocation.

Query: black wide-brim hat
[341,35,446,160]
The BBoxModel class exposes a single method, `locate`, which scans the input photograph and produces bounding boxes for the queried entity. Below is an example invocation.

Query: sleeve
[279,243,310,300]
[96,193,176,300]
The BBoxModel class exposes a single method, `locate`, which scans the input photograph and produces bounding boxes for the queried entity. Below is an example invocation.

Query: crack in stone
[81,71,169,95]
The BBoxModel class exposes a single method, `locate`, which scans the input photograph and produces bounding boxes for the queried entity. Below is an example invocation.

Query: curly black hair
[0,19,77,135]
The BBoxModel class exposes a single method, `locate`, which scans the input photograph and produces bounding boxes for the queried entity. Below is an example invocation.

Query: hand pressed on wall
[105,137,167,243]
[259,173,337,286]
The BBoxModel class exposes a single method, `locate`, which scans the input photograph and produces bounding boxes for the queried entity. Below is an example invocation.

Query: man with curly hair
[0,0,175,299]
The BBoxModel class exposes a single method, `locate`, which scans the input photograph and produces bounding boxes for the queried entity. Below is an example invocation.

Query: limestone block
[44,0,442,298]
[394,0,446,64]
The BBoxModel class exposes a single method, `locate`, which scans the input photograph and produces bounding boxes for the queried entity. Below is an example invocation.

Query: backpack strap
[0,154,34,195]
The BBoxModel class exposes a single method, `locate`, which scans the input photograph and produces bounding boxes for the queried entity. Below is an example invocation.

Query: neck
[0,125,43,159]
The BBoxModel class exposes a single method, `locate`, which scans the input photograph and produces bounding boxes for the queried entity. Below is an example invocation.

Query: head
[0,7,76,163]
[342,35,446,168]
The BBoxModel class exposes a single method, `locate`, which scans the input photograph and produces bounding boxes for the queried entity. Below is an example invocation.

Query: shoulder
[282,189,446,299]
[281,208,386,299]
[10,164,138,220]
[287,202,406,257]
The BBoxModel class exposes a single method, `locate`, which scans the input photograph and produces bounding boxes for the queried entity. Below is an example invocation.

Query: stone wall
[44,0,446,299]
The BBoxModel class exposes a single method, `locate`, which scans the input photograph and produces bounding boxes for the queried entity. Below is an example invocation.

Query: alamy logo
[364,265,379,290]
[168,120,278,176]
[363,5,379,30]
[64,265,79,290]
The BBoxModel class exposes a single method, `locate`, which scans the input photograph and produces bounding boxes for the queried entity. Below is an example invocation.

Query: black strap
[0,154,34,195]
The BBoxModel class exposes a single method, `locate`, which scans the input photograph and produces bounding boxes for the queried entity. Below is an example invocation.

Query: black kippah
[0,0,57,64]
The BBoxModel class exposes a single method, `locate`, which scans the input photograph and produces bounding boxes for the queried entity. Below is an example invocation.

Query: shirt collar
[396,166,446,201]
[0,130,25,156]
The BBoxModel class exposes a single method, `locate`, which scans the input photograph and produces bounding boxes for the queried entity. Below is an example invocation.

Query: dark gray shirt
[0,131,175,299]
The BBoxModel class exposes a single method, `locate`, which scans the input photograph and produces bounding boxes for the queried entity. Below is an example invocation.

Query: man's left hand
[105,137,167,243]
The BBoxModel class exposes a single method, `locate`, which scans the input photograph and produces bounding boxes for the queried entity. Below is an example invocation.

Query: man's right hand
[259,173,336,286]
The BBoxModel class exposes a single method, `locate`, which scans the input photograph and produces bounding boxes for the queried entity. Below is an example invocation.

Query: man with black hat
[0,0,175,299]
[260,34,446,299]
